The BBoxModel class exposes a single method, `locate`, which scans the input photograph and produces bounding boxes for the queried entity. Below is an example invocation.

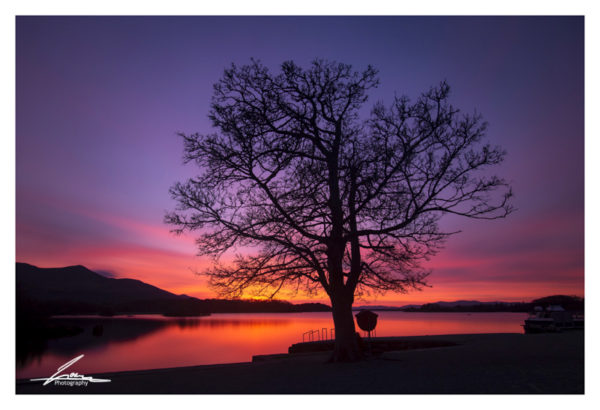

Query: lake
[17,311,528,379]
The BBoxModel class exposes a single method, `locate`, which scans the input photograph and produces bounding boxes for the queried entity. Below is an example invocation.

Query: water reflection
[18,315,293,366]
[173,317,292,329]
[17,314,298,375]
[16,312,527,379]
[17,317,170,370]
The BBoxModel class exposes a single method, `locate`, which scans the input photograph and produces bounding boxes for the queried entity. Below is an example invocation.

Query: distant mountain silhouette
[432,300,498,307]
[354,301,516,311]
[16,262,208,316]
[353,305,407,311]
[16,263,331,316]
[354,296,583,312]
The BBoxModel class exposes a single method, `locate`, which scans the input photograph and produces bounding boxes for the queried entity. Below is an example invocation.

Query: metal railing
[301,328,375,342]
[302,328,335,342]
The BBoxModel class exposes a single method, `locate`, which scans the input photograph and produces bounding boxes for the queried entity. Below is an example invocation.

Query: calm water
[17,311,527,379]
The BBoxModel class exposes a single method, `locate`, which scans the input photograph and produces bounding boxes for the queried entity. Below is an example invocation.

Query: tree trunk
[329,295,363,362]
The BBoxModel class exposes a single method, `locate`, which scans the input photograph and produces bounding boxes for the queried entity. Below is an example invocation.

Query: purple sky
[16,16,583,304]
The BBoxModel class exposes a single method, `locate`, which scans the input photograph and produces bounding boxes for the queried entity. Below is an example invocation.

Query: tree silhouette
[166,59,513,361]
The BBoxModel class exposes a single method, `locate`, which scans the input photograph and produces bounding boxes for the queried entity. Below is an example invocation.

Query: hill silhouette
[16,263,331,316]
[398,296,583,312]
[16,262,207,316]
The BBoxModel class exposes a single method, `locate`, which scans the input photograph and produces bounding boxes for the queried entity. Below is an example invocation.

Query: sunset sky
[16,16,584,305]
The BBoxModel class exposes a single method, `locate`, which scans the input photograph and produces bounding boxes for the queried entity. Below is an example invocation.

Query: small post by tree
[166,59,513,361]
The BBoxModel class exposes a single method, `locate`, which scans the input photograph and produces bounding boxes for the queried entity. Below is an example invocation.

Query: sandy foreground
[16,332,583,394]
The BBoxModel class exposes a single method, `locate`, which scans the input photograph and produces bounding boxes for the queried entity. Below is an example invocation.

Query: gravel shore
[16,332,584,394]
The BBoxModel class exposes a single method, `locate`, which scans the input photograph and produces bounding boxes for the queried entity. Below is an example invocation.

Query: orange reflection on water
[17,312,527,379]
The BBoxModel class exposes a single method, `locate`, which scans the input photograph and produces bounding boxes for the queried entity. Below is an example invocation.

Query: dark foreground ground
[16,332,584,394]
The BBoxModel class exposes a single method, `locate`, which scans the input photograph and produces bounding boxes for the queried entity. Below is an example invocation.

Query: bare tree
[166,59,513,361]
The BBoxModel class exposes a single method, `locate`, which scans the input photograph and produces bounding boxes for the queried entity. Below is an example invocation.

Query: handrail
[302,327,336,342]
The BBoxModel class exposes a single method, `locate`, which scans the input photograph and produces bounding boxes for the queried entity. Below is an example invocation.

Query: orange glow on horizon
[16,195,584,306]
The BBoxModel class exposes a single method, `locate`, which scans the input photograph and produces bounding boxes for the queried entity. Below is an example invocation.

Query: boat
[523,305,584,333]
